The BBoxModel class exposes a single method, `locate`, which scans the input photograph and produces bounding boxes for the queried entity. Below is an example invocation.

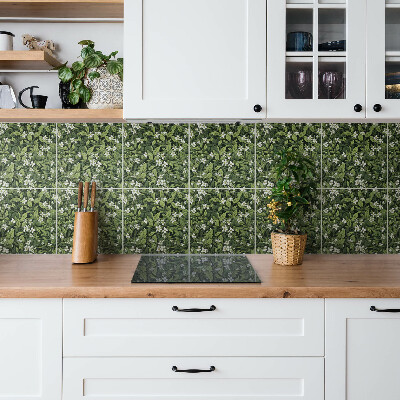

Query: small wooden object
[72,181,98,264]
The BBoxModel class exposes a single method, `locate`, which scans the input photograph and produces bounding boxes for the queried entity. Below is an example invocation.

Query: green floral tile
[124,189,188,253]
[388,124,400,188]
[57,189,122,254]
[388,189,400,253]
[0,189,56,254]
[322,123,387,188]
[322,189,386,254]
[190,189,254,254]
[256,189,321,254]
[0,123,56,188]
[58,123,122,188]
[256,123,320,188]
[191,124,254,188]
[124,123,188,188]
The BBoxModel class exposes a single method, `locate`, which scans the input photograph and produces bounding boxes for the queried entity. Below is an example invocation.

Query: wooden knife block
[72,211,98,264]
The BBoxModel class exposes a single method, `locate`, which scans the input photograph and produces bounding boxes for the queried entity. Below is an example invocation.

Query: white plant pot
[84,66,123,109]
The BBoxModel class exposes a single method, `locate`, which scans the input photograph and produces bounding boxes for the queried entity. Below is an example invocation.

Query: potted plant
[56,40,123,109]
[267,150,315,266]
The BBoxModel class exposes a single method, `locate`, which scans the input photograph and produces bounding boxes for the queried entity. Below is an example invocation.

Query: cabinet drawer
[63,357,324,400]
[64,299,324,356]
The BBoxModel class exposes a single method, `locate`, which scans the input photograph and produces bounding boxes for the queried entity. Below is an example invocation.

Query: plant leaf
[81,46,95,59]
[70,79,83,90]
[106,60,123,74]
[78,40,95,46]
[71,61,84,71]
[58,66,73,83]
[78,85,91,103]
[84,53,103,68]
[68,91,80,105]
[88,71,100,80]
[109,50,118,59]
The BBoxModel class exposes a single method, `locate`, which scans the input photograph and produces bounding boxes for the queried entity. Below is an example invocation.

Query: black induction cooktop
[131,255,261,284]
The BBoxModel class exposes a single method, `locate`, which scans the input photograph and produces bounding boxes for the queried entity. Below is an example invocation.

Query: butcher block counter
[1,254,400,298]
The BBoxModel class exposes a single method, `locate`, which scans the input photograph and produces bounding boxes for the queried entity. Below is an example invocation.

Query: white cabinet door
[267,0,366,119]
[64,357,324,400]
[124,0,266,119]
[63,298,324,357]
[0,299,62,400]
[326,299,400,400]
[366,0,400,118]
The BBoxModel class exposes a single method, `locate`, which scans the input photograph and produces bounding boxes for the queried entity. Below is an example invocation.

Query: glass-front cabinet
[267,0,366,119]
[367,0,400,118]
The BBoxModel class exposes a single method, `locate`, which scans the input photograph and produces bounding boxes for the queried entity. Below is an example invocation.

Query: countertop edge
[1,286,400,298]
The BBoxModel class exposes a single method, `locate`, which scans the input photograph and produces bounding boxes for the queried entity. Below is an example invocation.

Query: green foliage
[55,40,123,105]
[268,149,315,234]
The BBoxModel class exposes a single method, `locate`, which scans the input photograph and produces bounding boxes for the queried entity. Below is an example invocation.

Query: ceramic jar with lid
[0,31,15,51]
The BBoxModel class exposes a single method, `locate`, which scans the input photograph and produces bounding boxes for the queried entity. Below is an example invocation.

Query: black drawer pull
[370,306,400,313]
[172,305,216,312]
[172,366,215,373]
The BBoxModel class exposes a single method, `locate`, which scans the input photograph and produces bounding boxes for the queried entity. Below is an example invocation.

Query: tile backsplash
[0,122,398,254]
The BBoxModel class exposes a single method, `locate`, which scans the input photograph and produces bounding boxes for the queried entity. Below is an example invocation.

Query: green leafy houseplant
[56,40,123,105]
[267,150,315,234]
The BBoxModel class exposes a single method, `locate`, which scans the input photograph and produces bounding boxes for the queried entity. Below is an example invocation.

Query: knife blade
[90,181,96,212]
[83,181,89,212]
[77,182,83,212]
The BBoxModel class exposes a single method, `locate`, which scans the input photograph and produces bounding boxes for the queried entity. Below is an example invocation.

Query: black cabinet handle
[172,366,216,373]
[254,104,262,113]
[172,305,216,312]
[354,104,362,112]
[370,306,400,313]
[373,104,382,112]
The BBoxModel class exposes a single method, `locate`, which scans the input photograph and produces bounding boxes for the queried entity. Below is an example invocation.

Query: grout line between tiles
[254,123,257,254]
[0,187,393,190]
[55,123,58,255]
[121,123,125,254]
[188,123,191,255]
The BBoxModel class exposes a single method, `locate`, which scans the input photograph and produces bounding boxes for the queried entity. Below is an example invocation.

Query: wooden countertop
[0,254,400,298]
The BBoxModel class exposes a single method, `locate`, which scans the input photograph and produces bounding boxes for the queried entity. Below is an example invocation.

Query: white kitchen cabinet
[366,0,400,118]
[0,299,62,400]
[63,357,324,400]
[63,298,324,357]
[267,0,366,119]
[326,299,400,400]
[123,0,266,119]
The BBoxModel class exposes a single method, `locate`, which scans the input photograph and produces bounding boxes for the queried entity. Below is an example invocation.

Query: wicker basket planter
[271,232,307,266]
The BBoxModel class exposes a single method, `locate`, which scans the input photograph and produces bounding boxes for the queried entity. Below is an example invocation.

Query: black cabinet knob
[354,104,362,112]
[373,104,382,112]
[254,104,262,113]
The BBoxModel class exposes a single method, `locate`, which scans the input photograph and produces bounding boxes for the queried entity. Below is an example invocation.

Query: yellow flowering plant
[267,150,315,234]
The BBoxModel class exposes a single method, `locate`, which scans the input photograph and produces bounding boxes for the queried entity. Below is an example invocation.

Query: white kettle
[0,83,16,109]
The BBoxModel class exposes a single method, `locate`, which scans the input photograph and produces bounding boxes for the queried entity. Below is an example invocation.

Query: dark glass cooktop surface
[131,255,261,284]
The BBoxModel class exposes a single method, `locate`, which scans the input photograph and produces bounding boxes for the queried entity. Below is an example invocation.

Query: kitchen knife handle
[91,181,96,211]
[84,182,89,211]
[172,366,215,373]
[77,182,83,211]
[370,306,400,313]
[172,305,216,312]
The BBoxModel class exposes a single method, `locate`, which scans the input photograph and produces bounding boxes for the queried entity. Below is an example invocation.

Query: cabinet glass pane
[386,61,400,99]
[386,7,400,51]
[286,61,313,99]
[319,59,346,99]
[286,8,313,52]
[318,8,346,51]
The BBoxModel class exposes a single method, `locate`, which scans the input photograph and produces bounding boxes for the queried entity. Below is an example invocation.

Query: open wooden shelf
[0,109,124,123]
[0,51,62,70]
[0,0,123,19]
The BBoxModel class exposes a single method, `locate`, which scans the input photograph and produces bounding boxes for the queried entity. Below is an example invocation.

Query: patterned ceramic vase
[84,66,123,109]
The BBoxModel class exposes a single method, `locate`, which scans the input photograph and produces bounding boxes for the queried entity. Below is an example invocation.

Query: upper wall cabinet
[124,0,266,120]
[267,0,366,119]
[367,0,400,118]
